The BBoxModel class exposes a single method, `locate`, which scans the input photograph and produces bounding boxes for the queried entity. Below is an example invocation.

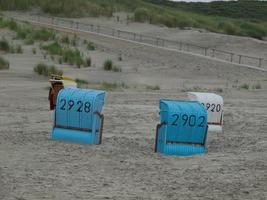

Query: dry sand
[0,12,267,200]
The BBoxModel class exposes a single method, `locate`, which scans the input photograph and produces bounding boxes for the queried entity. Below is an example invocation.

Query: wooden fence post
[204,48,207,56]
[238,55,242,64]
[156,38,159,46]
[230,53,234,62]
[212,49,215,57]
[258,58,263,68]
[179,42,182,50]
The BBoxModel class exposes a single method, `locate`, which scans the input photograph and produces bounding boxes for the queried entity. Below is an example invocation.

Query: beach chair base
[162,144,207,156]
[155,123,207,156]
[208,125,222,133]
[51,127,96,144]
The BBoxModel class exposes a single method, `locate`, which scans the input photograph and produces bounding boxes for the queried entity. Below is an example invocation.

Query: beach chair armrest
[154,122,167,153]
[95,111,104,144]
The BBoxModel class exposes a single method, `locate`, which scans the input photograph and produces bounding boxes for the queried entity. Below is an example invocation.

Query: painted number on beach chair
[60,99,91,113]
[201,103,221,112]
[171,114,206,127]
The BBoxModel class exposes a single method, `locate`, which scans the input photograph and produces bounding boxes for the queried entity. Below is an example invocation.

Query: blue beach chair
[155,99,208,156]
[51,88,106,145]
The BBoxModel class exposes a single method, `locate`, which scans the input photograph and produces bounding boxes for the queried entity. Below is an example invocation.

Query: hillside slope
[0,0,267,39]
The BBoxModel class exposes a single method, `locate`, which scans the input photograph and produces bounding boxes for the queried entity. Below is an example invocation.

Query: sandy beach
[0,12,267,199]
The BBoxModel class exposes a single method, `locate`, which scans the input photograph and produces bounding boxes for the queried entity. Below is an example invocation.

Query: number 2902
[171,114,205,127]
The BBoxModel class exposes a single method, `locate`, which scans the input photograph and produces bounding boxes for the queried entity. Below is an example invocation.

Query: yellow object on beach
[62,76,75,82]
[50,74,77,88]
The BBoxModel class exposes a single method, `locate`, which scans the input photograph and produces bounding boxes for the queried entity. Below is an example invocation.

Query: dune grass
[0,38,10,52]
[0,56,9,70]
[133,7,267,39]
[85,57,91,67]
[33,63,63,76]
[41,41,87,68]
[0,17,55,43]
[16,27,55,41]
[42,41,63,55]
[103,59,121,72]
[100,82,129,91]
[60,35,70,44]
[239,83,250,90]
[75,80,129,91]
[103,59,113,71]
[1,0,266,39]
[252,83,262,90]
[87,42,96,50]
[62,49,84,68]
[0,38,23,53]
[146,85,160,90]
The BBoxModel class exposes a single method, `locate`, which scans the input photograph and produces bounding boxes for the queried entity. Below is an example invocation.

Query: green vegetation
[0,38,23,53]
[42,42,63,55]
[15,44,23,53]
[100,82,129,91]
[215,88,223,93]
[75,78,89,85]
[252,83,262,90]
[32,48,36,54]
[41,42,88,68]
[146,85,160,90]
[87,42,96,50]
[101,82,120,91]
[239,83,249,90]
[118,54,122,61]
[112,65,121,72]
[75,78,89,88]
[103,59,121,72]
[150,0,267,21]
[34,63,63,76]
[1,1,266,39]
[85,57,91,67]
[61,35,70,44]
[62,49,84,68]
[103,59,113,71]
[0,56,9,70]
[71,35,78,46]
[0,38,10,52]
[25,38,34,45]
[75,79,129,91]
[16,27,55,41]
[0,17,55,42]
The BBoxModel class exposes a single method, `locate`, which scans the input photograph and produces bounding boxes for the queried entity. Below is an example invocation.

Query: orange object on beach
[48,74,77,110]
